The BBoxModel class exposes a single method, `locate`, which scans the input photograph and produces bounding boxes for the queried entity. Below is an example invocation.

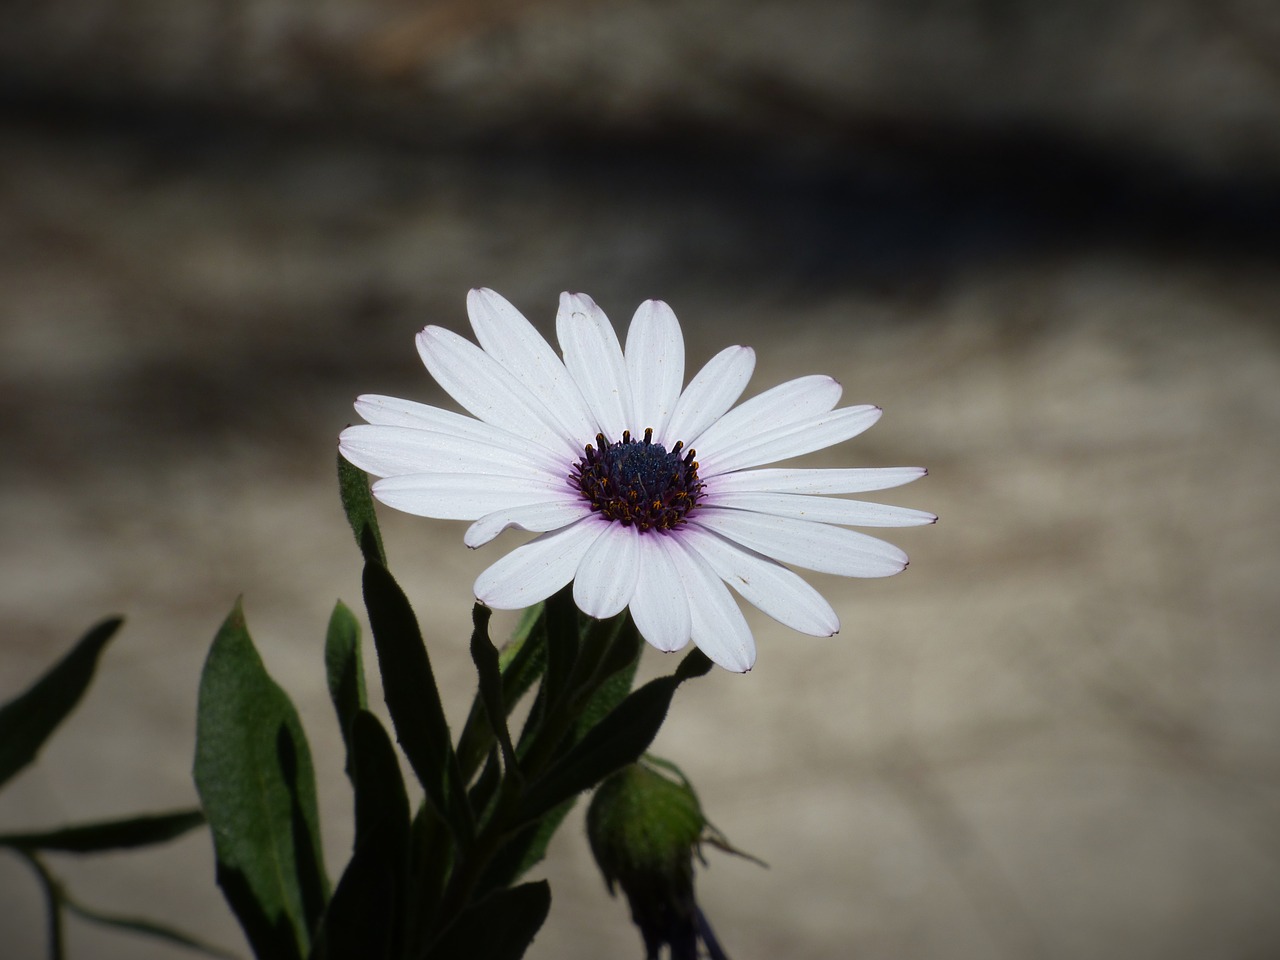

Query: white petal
[688,375,842,460]
[691,506,908,578]
[475,519,606,609]
[625,299,685,438]
[466,288,597,443]
[351,396,565,476]
[659,345,755,448]
[463,499,593,548]
[416,326,580,460]
[709,466,928,494]
[339,424,565,482]
[557,292,632,442]
[698,405,883,477]
[573,523,641,619]
[680,525,839,636]
[666,534,756,672]
[372,473,571,520]
[629,535,692,653]
[703,490,937,527]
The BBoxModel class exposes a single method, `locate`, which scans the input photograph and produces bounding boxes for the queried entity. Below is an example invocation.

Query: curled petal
[475,519,605,609]
[463,499,593,548]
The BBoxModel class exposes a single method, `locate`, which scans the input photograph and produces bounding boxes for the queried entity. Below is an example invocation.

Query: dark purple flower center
[571,428,703,532]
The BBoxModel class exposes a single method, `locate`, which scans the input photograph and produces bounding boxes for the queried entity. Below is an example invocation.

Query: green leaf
[481,625,643,891]
[425,880,551,960]
[515,648,712,824]
[456,607,547,783]
[311,711,410,960]
[324,601,366,780]
[194,602,329,960]
[338,454,386,566]
[362,562,474,847]
[0,617,121,788]
[0,810,205,853]
[469,605,519,780]
[543,586,579,712]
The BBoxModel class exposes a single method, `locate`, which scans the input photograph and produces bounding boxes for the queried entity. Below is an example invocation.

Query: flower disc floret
[572,428,703,532]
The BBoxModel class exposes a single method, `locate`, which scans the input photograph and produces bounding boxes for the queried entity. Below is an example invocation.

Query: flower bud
[586,760,714,960]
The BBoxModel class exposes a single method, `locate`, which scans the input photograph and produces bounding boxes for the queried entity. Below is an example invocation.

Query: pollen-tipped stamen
[571,429,703,532]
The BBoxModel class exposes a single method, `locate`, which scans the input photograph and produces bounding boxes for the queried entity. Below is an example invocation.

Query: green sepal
[338,454,386,566]
[515,648,712,824]
[361,561,474,847]
[0,617,121,788]
[193,602,330,960]
[323,600,367,781]
[310,711,410,960]
[423,880,551,960]
[0,809,204,853]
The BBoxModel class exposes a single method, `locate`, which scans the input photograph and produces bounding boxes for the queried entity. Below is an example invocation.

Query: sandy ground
[1,104,1279,960]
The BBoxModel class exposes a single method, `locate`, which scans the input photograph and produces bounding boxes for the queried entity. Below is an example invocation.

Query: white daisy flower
[339,289,932,672]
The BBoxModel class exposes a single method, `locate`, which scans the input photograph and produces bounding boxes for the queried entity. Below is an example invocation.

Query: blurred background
[2,0,1279,957]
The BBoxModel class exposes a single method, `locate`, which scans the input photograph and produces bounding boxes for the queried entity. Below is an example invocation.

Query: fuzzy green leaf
[194,602,329,960]
[425,880,550,960]
[0,810,205,853]
[324,601,367,781]
[515,649,712,824]
[362,562,474,847]
[0,617,121,788]
[311,711,410,960]
[338,454,386,566]
[469,605,519,780]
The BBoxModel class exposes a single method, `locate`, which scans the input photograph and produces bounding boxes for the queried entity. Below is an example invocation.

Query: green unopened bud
[586,759,715,960]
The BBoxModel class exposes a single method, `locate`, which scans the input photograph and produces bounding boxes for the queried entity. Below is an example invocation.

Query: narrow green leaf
[338,454,386,566]
[515,648,712,824]
[0,810,204,853]
[0,617,121,788]
[425,880,551,960]
[194,602,329,960]
[469,605,519,780]
[480,625,643,891]
[406,800,452,959]
[543,586,579,711]
[456,608,547,783]
[311,711,410,960]
[362,562,474,846]
[324,601,366,781]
